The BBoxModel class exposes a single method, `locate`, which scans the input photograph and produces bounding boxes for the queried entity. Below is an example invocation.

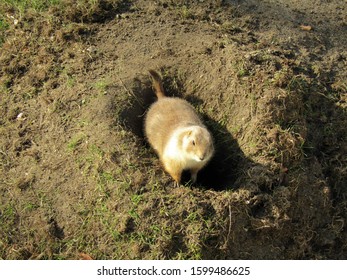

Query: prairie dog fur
[145,70,214,186]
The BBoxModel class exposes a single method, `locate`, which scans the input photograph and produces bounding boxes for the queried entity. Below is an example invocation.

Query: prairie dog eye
[192,140,196,146]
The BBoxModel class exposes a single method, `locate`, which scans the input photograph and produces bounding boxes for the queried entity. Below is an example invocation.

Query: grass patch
[2,0,61,13]
[67,133,87,152]
[0,16,9,46]
[94,79,110,94]
[178,5,193,20]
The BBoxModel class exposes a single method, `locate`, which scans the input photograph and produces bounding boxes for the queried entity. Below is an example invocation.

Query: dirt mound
[0,0,346,259]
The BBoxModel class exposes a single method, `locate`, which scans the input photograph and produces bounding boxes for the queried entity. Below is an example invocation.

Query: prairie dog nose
[196,153,206,161]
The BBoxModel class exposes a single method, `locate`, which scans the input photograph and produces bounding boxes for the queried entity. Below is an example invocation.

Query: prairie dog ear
[187,129,193,136]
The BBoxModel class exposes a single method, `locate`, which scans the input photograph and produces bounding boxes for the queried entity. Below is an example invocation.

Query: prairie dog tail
[149,69,165,99]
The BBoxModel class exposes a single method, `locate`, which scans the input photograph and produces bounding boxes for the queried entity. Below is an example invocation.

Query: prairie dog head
[181,126,214,163]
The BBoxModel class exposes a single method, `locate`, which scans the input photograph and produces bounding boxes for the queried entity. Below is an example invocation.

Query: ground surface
[0,0,346,259]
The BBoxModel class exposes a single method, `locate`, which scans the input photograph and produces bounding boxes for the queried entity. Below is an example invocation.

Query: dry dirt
[0,0,346,259]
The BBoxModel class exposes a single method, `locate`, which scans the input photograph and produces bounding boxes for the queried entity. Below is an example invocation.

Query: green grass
[0,203,18,248]
[0,17,9,31]
[94,79,111,94]
[23,202,39,211]
[2,0,61,13]
[178,5,193,20]
[0,17,9,46]
[67,133,87,152]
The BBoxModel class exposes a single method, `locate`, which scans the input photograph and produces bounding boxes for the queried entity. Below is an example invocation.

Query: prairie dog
[145,70,214,186]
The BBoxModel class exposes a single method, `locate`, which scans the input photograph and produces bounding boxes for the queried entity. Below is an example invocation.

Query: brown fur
[148,69,165,99]
[144,70,214,186]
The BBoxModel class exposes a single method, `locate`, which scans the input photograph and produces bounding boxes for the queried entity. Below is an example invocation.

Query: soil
[0,0,346,259]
